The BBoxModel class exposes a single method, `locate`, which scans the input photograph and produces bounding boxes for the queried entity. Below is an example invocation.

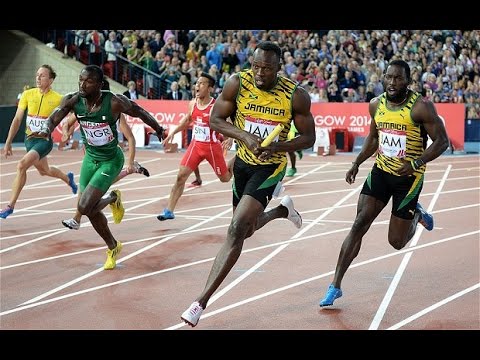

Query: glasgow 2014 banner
[51,100,465,151]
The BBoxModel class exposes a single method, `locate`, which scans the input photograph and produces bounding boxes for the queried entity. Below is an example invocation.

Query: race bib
[193,124,211,142]
[379,129,407,158]
[244,118,279,142]
[26,115,47,133]
[80,121,114,146]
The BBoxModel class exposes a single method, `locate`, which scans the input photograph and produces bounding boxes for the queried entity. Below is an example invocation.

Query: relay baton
[261,123,284,147]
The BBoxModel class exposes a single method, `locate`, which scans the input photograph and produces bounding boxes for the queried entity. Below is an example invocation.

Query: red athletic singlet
[190,97,221,144]
[181,97,228,176]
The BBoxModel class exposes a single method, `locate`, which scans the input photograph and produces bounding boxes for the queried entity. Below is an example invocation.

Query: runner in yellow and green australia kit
[1,64,77,219]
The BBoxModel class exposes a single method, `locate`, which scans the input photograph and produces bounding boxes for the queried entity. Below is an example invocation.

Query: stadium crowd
[62,30,479,118]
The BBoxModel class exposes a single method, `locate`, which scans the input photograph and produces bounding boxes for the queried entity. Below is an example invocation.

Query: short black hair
[83,64,104,83]
[256,41,282,60]
[388,59,411,82]
[200,72,216,87]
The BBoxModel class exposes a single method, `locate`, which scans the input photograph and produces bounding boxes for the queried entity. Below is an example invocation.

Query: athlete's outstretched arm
[113,94,165,141]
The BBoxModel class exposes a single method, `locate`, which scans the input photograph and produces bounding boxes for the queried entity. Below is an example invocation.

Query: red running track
[0,148,478,330]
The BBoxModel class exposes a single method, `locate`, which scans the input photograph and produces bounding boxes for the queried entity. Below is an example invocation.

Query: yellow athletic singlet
[18,88,63,137]
[234,69,297,165]
[374,91,427,176]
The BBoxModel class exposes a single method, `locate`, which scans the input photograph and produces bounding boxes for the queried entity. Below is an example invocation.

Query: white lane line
[0,229,477,319]
[369,165,452,330]
[165,244,289,330]
[387,283,480,330]
[19,208,232,306]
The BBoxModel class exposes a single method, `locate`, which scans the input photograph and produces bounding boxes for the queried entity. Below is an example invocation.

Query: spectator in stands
[104,31,122,80]
[149,32,164,58]
[139,43,156,92]
[351,60,367,88]
[234,42,248,65]
[127,39,142,64]
[421,64,435,83]
[42,29,477,107]
[160,66,182,99]
[125,38,143,82]
[222,44,240,73]
[120,36,130,58]
[185,60,197,82]
[197,54,209,72]
[166,81,183,100]
[327,73,342,102]
[206,42,222,71]
[177,75,192,100]
[208,64,220,84]
[284,54,297,77]
[186,41,199,63]
[123,81,139,100]
[75,30,87,51]
[356,85,367,102]
[85,30,105,67]
[317,88,329,103]
[179,61,192,84]
[153,49,167,76]
[134,30,147,53]
[424,73,438,92]
[315,70,328,91]
[342,87,358,103]
[339,71,357,92]
[308,86,321,103]
[162,33,180,58]
[369,73,384,97]
[365,82,376,102]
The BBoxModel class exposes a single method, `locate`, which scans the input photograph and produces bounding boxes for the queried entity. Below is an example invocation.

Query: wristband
[414,158,425,169]
[351,162,359,168]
